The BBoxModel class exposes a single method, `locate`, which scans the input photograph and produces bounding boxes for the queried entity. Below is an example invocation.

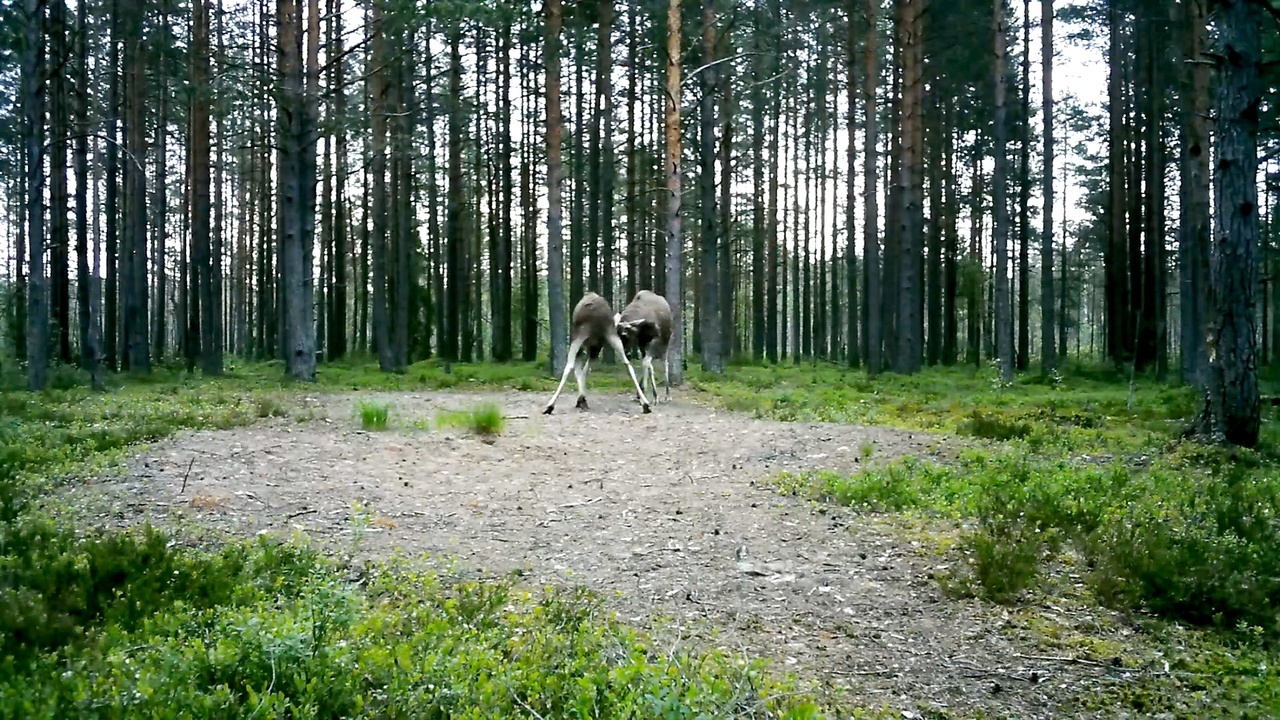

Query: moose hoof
[641,404,652,414]
[542,405,555,415]
[575,396,589,410]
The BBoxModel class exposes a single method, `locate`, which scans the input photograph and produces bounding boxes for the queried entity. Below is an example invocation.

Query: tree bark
[699,0,723,373]
[1040,0,1056,374]
[1016,0,1030,371]
[863,0,880,376]
[75,0,97,381]
[369,0,392,369]
[24,0,47,390]
[992,0,1012,382]
[49,0,71,364]
[1179,0,1210,386]
[665,0,685,385]
[546,0,567,376]
[1199,0,1262,447]
[123,0,149,374]
[105,0,120,370]
[896,0,923,374]
[194,0,218,374]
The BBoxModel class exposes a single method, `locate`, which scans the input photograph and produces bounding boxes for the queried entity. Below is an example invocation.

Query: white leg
[642,356,656,403]
[607,334,651,413]
[574,355,591,409]
[543,337,584,414]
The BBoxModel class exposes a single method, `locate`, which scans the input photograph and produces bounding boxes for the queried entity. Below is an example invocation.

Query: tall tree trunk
[765,2,781,363]
[845,3,858,368]
[24,0,47,390]
[751,17,766,362]
[123,0,149,373]
[369,0,392,369]
[104,2,120,370]
[598,0,616,311]
[49,0,71,364]
[699,0,723,373]
[393,26,412,369]
[75,0,97,381]
[926,93,941,367]
[896,0,923,374]
[326,0,347,359]
[1105,6,1123,364]
[193,0,218,374]
[943,116,958,365]
[665,0,685,385]
[1179,0,1210,386]
[1016,0,1030,370]
[1199,0,1261,447]
[626,4,640,304]
[275,0,315,380]
[992,0,1012,382]
[1040,0,1056,373]
[1144,3,1166,380]
[151,0,168,362]
[719,21,734,360]
[546,0,567,376]
[863,0,880,376]
[493,19,513,361]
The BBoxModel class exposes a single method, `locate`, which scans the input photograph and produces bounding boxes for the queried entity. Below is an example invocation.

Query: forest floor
[77,388,1154,719]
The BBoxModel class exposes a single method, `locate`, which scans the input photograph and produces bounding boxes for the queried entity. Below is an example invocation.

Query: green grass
[437,402,506,437]
[0,362,836,719]
[5,356,1279,717]
[356,400,391,430]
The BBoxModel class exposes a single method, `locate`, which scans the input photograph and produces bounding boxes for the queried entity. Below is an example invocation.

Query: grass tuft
[437,403,506,437]
[357,401,391,431]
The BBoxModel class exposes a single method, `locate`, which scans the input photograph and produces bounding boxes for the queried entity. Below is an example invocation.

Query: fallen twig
[558,496,604,509]
[286,508,318,520]
[179,458,195,494]
[1013,652,1107,668]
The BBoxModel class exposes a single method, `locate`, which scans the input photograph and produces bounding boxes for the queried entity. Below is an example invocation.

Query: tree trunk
[105,0,120,370]
[326,0,347,360]
[719,26,734,360]
[151,0,168,362]
[766,2,781,363]
[863,0,880,376]
[992,0,1012,382]
[49,0,71,364]
[1198,0,1261,447]
[123,0,149,374]
[943,116,958,365]
[752,16,766,362]
[369,0,392,369]
[75,0,97,382]
[896,0,923,374]
[1040,0,1056,373]
[494,19,513,361]
[845,2,858,368]
[598,0,616,312]
[665,0,685,385]
[194,0,218,374]
[1105,5,1126,365]
[699,0,723,373]
[546,0,567,376]
[1179,0,1210,387]
[24,0,47,390]
[1016,0,1030,371]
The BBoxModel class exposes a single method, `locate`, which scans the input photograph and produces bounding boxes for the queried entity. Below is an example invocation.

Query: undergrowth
[0,364,832,719]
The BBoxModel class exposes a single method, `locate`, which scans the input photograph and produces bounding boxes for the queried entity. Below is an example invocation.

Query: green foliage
[437,403,506,437]
[0,369,830,720]
[356,400,391,431]
[0,540,827,719]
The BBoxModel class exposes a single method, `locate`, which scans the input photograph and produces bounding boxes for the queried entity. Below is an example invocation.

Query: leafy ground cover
[0,363,838,720]
[692,361,1280,717]
[4,357,1279,717]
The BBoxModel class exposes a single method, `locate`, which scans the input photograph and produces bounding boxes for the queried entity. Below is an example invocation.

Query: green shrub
[357,401,391,430]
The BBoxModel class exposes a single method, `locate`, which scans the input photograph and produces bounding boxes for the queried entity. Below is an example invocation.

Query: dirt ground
[80,389,1145,718]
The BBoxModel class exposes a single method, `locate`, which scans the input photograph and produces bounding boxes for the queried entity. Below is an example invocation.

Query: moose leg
[607,334,651,413]
[543,337,584,414]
